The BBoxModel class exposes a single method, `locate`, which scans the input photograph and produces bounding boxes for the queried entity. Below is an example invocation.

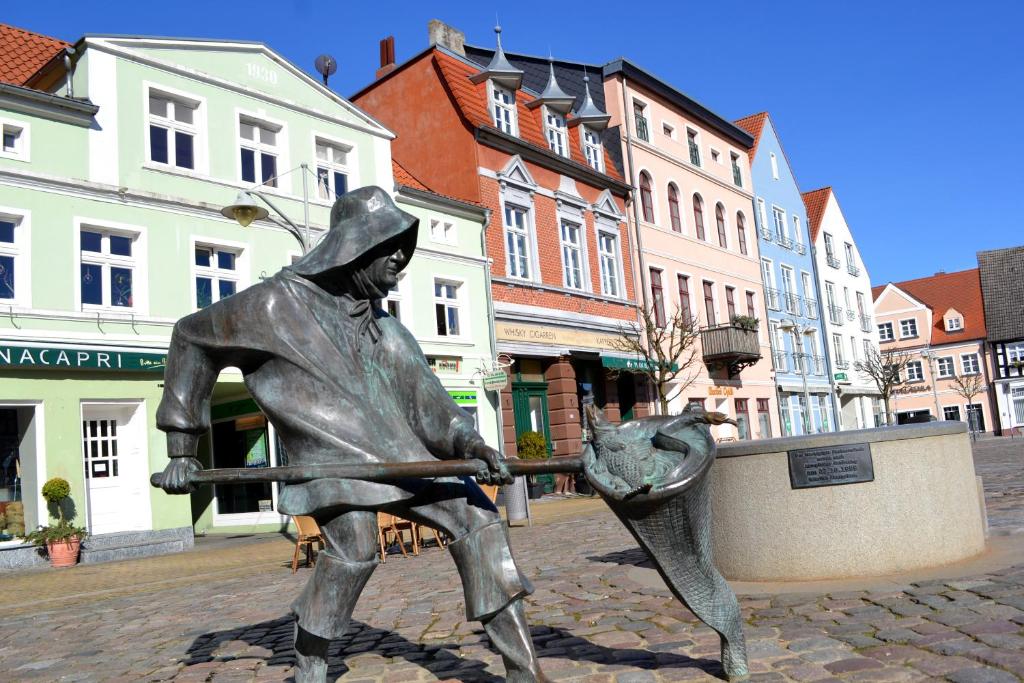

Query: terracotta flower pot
[46,537,81,568]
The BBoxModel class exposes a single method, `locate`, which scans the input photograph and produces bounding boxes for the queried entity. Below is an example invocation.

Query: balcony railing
[759,226,772,240]
[776,233,793,249]
[835,359,850,370]
[846,308,856,321]
[859,314,872,332]
[765,288,782,311]
[784,292,800,315]
[701,324,762,378]
[773,350,788,372]
[804,298,819,319]
[847,263,861,277]
[813,355,826,375]
[826,254,840,269]
[793,242,806,255]
[828,306,844,325]
[635,115,650,142]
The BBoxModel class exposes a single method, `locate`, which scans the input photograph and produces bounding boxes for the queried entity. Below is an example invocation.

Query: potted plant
[24,477,86,568]
[516,431,549,499]
[731,315,760,331]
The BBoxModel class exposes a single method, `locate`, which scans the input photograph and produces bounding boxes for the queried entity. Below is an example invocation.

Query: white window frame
[756,198,768,235]
[899,318,918,339]
[312,132,355,203]
[863,339,873,361]
[710,148,722,164]
[503,203,533,281]
[906,360,924,382]
[730,151,742,187]
[490,82,518,136]
[946,316,963,332]
[832,333,845,364]
[936,356,955,379]
[850,335,860,362]
[428,215,457,245]
[685,127,702,167]
[960,353,980,375]
[582,126,603,172]
[0,116,30,162]
[770,152,779,179]
[793,215,803,248]
[559,218,586,291]
[596,222,624,298]
[772,205,788,240]
[662,122,675,139]
[74,218,148,314]
[878,322,894,342]
[433,277,466,340]
[0,207,31,307]
[236,109,289,192]
[190,237,248,312]
[383,272,409,323]
[144,84,204,173]
[544,107,568,158]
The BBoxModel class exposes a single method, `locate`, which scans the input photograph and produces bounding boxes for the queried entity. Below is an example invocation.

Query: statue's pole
[150,457,583,488]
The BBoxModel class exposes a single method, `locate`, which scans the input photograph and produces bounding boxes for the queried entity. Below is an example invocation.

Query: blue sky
[8,2,1022,284]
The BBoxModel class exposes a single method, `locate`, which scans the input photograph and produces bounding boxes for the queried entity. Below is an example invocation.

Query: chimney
[376,36,396,79]
[428,19,465,56]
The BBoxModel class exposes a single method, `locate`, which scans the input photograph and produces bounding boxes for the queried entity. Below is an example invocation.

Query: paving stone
[946,666,1021,683]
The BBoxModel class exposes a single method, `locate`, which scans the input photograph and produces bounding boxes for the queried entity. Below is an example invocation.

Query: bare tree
[608,304,702,414]
[950,371,985,432]
[853,345,914,425]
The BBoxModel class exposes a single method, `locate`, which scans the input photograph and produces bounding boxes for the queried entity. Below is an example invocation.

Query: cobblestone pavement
[974,438,1024,534]
[1,440,1023,682]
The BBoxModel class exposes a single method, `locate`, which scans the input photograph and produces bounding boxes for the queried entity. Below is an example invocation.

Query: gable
[93,38,389,136]
[498,155,537,187]
[874,284,926,314]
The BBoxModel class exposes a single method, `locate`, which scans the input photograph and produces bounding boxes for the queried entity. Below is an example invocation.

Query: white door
[82,402,151,535]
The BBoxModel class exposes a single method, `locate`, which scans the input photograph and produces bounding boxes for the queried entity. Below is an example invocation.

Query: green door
[511,382,553,492]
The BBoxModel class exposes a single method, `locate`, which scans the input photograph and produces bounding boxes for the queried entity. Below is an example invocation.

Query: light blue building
[735,113,836,435]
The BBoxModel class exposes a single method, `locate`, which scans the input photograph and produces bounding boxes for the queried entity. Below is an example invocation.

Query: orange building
[353,24,642,482]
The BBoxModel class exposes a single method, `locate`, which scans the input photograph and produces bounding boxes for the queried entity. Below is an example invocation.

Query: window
[544,109,568,157]
[667,184,682,232]
[504,205,531,279]
[856,292,866,317]
[0,217,21,301]
[961,353,980,375]
[845,242,856,268]
[0,121,28,160]
[730,152,742,187]
[756,198,768,236]
[650,268,666,328]
[793,216,803,248]
[944,406,962,421]
[1007,342,1024,364]
[429,217,455,244]
[703,280,716,325]
[772,207,787,242]
[735,398,750,439]
[315,138,350,200]
[633,101,649,142]
[725,286,736,320]
[770,152,779,179]
[715,203,728,248]
[686,129,701,166]
[148,92,197,170]
[434,280,461,337]
[677,274,692,323]
[384,275,404,321]
[946,316,963,332]
[824,232,838,267]
[582,127,603,172]
[492,84,517,135]
[639,172,655,223]
[688,397,706,410]
[850,335,859,362]
[194,246,239,309]
[736,212,748,255]
[598,231,620,297]
[692,194,705,240]
[560,220,584,290]
[936,356,955,378]
[757,398,772,438]
[906,360,924,382]
[80,229,136,309]
[863,339,872,360]
[239,117,280,187]
[899,318,918,338]
[878,322,894,342]
[710,149,721,163]
[833,334,845,364]
[745,291,755,317]
[663,122,675,138]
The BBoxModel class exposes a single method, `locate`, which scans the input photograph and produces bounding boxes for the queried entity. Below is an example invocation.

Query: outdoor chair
[290,515,325,573]
[377,512,418,562]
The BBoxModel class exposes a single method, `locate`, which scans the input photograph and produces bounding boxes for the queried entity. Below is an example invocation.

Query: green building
[0,34,496,566]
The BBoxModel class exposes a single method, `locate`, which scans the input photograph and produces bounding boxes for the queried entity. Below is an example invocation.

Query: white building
[802,187,882,428]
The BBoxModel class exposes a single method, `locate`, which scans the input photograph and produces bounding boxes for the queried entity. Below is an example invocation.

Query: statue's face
[362,245,408,291]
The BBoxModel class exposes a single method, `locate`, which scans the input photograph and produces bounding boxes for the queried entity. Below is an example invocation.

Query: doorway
[210,414,285,526]
[511,381,552,491]
[617,373,637,422]
[81,402,151,535]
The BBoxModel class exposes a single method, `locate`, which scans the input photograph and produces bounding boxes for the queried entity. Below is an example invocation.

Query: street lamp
[779,320,816,435]
[919,350,942,421]
[219,163,319,253]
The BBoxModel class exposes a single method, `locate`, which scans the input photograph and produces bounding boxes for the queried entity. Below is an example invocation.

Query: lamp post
[220,163,318,253]
[919,349,942,421]
[780,321,816,435]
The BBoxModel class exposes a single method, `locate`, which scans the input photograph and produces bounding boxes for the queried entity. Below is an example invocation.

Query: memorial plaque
[788,442,874,489]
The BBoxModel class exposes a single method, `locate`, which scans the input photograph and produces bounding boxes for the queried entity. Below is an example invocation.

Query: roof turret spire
[469,24,523,89]
[527,58,575,113]
[572,69,610,130]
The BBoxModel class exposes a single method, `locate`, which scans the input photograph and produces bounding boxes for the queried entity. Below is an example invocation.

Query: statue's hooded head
[287,186,418,299]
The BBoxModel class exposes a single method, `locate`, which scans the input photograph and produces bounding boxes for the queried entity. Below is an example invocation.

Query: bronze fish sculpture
[583,403,748,681]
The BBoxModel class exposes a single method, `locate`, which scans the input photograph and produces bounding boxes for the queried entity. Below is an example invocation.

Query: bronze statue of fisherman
[155,187,548,682]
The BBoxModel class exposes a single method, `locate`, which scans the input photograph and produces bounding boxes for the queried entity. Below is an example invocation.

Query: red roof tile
[392,158,429,191]
[732,112,767,164]
[881,269,988,344]
[0,24,68,86]
[801,187,832,243]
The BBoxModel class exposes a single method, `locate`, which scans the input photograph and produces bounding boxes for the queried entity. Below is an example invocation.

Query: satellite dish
[314,54,337,86]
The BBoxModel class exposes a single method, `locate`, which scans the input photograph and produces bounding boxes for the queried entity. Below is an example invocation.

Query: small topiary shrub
[41,477,71,505]
[516,431,548,461]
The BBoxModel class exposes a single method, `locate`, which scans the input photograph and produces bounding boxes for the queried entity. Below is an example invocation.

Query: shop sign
[834,372,849,382]
[0,344,167,372]
[482,371,508,392]
[448,390,477,406]
[428,356,461,374]
[496,322,624,351]
[601,356,678,372]
[893,383,931,395]
[708,386,734,396]
[258,500,273,512]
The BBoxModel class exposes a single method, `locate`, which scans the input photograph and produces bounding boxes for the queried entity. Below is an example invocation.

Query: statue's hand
[156,457,202,494]
[466,443,513,486]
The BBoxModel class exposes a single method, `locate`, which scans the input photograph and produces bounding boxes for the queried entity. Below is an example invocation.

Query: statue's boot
[447,520,547,682]
[290,551,377,683]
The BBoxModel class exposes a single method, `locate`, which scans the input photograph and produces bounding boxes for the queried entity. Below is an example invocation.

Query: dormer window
[946,317,963,332]
[544,109,568,157]
[582,127,603,172]
[491,84,517,135]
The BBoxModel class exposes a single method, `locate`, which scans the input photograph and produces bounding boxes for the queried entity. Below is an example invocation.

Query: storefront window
[212,418,274,515]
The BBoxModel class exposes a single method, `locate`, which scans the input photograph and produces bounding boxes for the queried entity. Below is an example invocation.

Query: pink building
[872,269,998,433]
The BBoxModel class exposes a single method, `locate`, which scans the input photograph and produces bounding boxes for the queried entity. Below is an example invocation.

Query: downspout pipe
[480,207,505,455]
